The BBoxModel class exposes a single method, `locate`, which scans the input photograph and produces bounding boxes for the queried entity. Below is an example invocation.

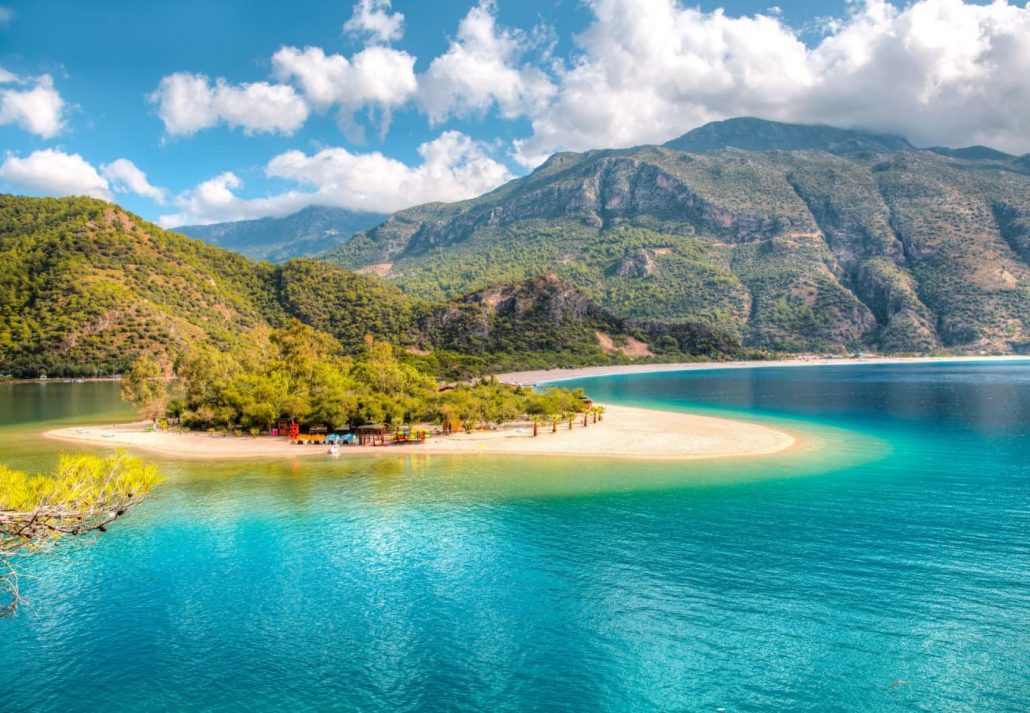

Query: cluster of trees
[122,320,595,434]
[1,452,159,616]
[435,380,602,434]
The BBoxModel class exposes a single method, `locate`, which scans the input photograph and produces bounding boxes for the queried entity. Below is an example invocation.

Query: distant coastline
[0,376,122,385]
[7,355,1029,388]
[498,355,1030,386]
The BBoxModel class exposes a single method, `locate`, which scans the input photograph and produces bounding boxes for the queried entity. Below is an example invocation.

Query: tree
[0,452,160,616]
[120,354,172,422]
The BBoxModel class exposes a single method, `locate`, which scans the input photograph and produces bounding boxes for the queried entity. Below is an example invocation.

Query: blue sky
[0,0,1026,227]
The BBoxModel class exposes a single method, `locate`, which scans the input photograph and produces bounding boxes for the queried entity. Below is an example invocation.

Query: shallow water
[1,363,1028,712]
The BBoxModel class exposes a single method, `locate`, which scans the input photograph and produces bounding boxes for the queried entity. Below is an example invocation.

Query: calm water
[1,364,1028,712]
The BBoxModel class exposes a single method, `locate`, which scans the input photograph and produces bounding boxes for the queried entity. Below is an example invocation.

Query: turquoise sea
[1,362,1028,711]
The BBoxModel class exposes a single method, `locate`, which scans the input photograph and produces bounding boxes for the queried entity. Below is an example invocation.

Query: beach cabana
[356,424,388,446]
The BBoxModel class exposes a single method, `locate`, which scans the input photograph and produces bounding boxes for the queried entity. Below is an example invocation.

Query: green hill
[0,195,732,378]
[326,119,1030,354]
[0,195,281,377]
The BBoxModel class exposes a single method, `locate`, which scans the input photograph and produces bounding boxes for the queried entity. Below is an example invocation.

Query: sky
[1,0,1028,227]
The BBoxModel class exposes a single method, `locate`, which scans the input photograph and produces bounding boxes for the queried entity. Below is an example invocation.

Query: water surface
[1,363,1027,712]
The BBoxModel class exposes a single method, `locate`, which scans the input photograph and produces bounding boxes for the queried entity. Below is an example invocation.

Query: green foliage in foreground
[0,452,160,616]
[124,320,592,433]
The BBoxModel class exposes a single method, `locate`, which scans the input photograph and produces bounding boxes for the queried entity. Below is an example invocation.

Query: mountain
[177,206,387,262]
[0,195,735,378]
[326,118,1030,354]
[663,117,914,154]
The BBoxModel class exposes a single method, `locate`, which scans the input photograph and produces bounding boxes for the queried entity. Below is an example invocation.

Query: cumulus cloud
[158,131,513,226]
[101,158,168,204]
[420,1,555,124]
[0,72,66,138]
[344,0,404,44]
[272,44,417,133]
[144,0,1030,206]
[803,0,1030,153]
[149,72,309,136]
[513,0,1030,165]
[0,149,111,199]
[158,172,313,228]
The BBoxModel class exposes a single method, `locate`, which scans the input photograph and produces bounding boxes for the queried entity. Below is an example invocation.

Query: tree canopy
[124,320,593,434]
[0,452,160,616]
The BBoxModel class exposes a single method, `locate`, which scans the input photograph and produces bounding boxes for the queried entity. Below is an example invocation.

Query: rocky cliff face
[417,273,741,359]
[328,119,1030,354]
[419,274,629,356]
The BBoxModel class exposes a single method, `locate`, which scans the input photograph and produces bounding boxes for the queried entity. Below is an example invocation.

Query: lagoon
[1,362,1028,711]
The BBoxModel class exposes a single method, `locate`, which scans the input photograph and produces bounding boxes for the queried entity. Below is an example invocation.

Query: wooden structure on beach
[356,424,388,446]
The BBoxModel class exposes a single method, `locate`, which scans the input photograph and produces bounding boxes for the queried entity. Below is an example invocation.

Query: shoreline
[43,404,798,463]
[497,355,1030,386]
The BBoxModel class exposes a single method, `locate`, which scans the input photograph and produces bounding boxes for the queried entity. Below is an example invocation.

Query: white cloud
[149,72,309,136]
[0,73,66,138]
[344,0,404,44]
[803,0,1030,153]
[420,1,555,124]
[0,6,13,27]
[272,44,417,130]
[159,172,313,227]
[513,0,814,165]
[101,158,168,204]
[512,0,1030,164]
[0,149,111,199]
[0,150,169,206]
[158,131,513,226]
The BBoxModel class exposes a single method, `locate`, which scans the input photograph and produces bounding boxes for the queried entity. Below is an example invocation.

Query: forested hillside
[327,119,1030,354]
[0,196,735,377]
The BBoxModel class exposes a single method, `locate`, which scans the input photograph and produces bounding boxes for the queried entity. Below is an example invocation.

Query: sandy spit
[43,404,796,462]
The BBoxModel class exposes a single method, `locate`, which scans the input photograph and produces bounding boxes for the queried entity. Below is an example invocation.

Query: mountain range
[326,118,1030,354]
[3,118,1028,378]
[177,205,386,262]
[0,195,739,378]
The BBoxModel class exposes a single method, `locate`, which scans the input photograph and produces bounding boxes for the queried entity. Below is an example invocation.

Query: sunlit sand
[44,404,795,462]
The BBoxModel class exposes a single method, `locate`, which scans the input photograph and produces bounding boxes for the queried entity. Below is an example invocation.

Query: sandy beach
[43,404,796,462]
[498,355,1030,386]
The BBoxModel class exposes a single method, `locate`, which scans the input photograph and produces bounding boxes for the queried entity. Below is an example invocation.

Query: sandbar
[43,404,796,462]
